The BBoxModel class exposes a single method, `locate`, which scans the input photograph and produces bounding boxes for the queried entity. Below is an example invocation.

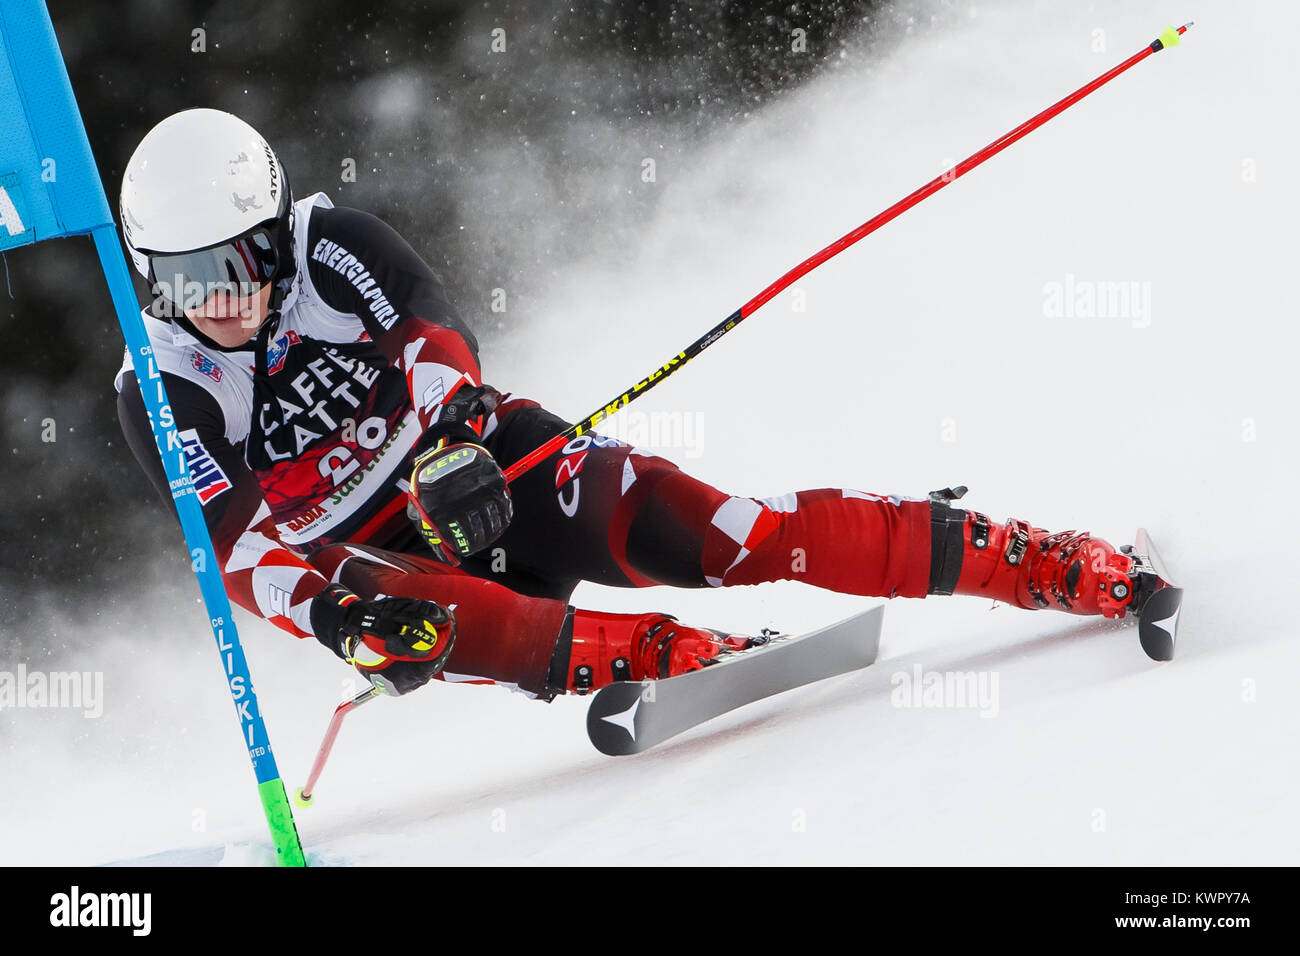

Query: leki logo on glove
[418,446,472,481]
[178,428,232,503]
[447,519,470,554]
[405,622,441,653]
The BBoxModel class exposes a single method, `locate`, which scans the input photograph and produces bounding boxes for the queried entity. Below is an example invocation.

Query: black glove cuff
[310,583,357,659]
[410,385,503,459]
[411,422,478,459]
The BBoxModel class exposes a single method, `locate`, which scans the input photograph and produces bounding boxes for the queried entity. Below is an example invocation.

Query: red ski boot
[551,610,751,694]
[928,491,1137,618]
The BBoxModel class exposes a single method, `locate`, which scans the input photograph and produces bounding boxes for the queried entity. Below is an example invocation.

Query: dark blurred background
[1,0,895,653]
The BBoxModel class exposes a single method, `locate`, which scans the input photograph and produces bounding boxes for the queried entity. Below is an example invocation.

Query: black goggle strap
[252,309,281,379]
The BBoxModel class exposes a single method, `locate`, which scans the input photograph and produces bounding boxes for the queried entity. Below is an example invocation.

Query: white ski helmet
[120,108,295,317]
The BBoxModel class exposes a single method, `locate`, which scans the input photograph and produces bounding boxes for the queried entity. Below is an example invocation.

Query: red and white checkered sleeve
[384,317,485,437]
[220,501,330,639]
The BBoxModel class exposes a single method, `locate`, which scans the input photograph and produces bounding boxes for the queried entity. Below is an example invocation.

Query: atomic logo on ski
[1151,606,1180,638]
[601,695,641,740]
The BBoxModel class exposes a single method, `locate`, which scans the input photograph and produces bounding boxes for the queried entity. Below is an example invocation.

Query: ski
[585,606,884,756]
[1125,528,1184,662]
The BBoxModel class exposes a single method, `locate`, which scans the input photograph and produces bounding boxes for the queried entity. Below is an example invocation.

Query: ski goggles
[148,226,280,311]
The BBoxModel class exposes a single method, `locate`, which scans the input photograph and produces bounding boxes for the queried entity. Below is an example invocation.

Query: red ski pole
[502,23,1192,485]
[294,686,380,808]
[308,25,1192,799]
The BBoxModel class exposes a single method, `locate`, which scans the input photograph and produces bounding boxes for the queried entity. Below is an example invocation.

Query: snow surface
[3,0,1296,865]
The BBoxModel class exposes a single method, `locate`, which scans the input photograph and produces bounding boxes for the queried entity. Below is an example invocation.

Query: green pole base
[258,778,308,867]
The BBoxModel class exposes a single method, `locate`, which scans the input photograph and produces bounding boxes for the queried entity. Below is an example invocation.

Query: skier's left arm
[307,205,510,561]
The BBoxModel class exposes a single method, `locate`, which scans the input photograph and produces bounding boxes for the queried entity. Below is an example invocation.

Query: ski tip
[1137,585,1183,661]
[586,682,652,757]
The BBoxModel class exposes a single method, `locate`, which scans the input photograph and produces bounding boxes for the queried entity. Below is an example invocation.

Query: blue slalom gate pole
[0,0,305,866]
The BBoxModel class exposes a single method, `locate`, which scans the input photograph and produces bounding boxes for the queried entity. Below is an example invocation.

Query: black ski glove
[310,583,456,696]
[406,439,513,565]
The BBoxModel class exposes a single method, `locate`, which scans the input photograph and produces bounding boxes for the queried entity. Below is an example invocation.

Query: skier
[116,109,1143,699]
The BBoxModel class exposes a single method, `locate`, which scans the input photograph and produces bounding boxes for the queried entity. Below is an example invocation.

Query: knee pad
[703,496,781,586]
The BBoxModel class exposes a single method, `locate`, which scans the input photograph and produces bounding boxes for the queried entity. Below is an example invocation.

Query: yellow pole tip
[1158,25,1181,48]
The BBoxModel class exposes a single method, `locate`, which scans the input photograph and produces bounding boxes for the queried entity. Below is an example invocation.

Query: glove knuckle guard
[409,441,513,561]
[310,586,457,695]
